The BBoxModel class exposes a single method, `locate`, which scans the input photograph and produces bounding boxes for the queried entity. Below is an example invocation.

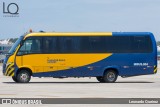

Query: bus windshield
[8,36,24,55]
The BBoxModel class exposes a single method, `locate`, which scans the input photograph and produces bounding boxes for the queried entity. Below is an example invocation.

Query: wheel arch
[16,67,33,76]
[103,67,119,76]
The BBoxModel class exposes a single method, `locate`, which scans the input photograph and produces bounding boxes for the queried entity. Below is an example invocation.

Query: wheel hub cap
[107,72,115,82]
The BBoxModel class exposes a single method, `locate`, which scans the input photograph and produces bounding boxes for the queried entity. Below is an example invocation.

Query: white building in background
[157,46,160,51]
[0,44,12,63]
[0,44,12,54]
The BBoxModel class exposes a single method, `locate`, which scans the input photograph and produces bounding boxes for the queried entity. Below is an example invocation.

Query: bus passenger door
[16,37,45,73]
[43,37,77,77]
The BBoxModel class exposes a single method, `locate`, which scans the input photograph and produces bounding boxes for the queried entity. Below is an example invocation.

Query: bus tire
[12,76,18,82]
[17,69,31,83]
[96,76,105,82]
[103,70,118,83]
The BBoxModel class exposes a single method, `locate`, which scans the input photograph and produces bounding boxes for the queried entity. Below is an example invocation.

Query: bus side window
[17,39,32,55]
[59,37,80,53]
[80,37,90,53]
[30,39,41,53]
[129,36,152,53]
[89,37,106,53]
[17,37,42,55]
[65,37,72,53]
[132,37,146,53]
[43,37,57,53]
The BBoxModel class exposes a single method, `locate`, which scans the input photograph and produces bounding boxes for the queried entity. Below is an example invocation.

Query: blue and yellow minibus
[2,32,157,83]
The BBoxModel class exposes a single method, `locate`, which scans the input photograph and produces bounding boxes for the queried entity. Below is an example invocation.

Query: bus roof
[25,32,153,38]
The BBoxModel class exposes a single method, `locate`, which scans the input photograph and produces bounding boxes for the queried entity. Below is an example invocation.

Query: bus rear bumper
[154,65,157,74]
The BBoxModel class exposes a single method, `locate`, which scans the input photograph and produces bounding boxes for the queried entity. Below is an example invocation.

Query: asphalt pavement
[0,64,159,107]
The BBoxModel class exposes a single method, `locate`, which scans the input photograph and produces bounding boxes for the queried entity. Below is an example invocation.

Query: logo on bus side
[47,57,65,63]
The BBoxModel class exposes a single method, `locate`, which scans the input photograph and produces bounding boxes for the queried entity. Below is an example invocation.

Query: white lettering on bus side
[133,63,148,66]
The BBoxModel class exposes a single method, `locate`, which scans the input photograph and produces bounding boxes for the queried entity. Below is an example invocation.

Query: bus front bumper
[3,62,15,76]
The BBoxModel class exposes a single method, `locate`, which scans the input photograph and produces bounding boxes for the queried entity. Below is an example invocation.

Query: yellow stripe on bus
[25,32,112,38]
[154,67,157,73]
[5,63,14,76]
[7,68,14,76]
[10,72,14,76]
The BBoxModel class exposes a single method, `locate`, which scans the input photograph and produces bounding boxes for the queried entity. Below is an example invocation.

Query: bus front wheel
[103,70,118,83]
[17,70,31,83]
[12,76,18,82]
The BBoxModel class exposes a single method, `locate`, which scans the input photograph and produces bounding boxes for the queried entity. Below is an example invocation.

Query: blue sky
[0,0,160,41]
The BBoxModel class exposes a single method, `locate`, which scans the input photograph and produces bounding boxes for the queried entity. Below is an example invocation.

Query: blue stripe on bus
[32,53,154,77]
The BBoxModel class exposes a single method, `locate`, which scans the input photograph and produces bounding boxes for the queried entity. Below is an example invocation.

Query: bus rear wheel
[96,76,105,82]
[17,70,31,83]
[103,70,118,83]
